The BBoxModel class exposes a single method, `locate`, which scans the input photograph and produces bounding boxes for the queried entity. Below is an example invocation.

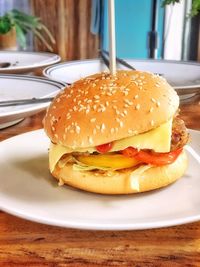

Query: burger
[43,70,188,194]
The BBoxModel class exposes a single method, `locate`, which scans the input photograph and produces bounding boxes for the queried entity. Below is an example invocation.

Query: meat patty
[171,117,189,151]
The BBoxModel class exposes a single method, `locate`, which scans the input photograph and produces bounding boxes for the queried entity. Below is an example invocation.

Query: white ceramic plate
[0,74,65,127]
[44,59,200,99]
[0,51,60,74]
[0,129,200,230]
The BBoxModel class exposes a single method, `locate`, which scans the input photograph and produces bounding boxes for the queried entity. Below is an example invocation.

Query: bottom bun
[51,150,187,194]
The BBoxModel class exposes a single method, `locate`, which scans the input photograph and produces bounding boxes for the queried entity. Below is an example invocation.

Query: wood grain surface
[0,95,200,266]
[31,0,99,60]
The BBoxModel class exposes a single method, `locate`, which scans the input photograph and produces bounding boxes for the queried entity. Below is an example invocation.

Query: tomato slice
[122,147,183,166]
[96,142,113,153]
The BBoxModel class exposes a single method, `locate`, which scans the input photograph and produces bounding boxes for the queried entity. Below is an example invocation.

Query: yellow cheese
[49,119,172,172]
[112,119,172,153]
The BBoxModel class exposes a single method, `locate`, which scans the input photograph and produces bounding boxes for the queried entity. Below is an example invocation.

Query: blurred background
[0,0,199,61]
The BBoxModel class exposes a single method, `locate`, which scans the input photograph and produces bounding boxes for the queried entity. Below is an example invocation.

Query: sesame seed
[151,98,156,103]
[119,121,123,128]
[124,99,133,106]
[149,107,154,113]
[55,134,58,138]
[134,95,139,99]
[89,137,93,144]
[156,101,161,107]
[135,104,140,110]
[63,134,66,140]
[90,118,96,123]
[101,123,105,132]
[75,125,81,134]
[151,120,155,126]
[124,104,129,108]
[128,129,133,134]
[106,92,113,96]
[132,74,139,80]
[94,95,100,99]
[93,128,97,134]
[105,101,109,107]
[111,128,115,134]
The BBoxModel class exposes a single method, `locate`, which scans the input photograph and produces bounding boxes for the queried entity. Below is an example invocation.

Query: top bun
[44,70,179,148]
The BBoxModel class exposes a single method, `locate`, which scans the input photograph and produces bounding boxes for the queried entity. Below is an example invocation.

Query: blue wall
[102,0,164,59]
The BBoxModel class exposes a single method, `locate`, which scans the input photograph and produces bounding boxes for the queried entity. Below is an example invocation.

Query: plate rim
[0,128,200,230]
[0,51,61,71]
[0,74,66,118]
[43,58,200,89]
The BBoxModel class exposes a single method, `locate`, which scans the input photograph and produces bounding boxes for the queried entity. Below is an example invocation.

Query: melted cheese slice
[49,119,172,172]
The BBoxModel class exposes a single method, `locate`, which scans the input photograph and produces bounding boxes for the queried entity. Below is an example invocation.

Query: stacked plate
[44,59,200,100]
[0,51,63,129]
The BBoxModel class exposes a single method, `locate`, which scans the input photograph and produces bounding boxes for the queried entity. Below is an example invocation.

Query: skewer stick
[108,0,116,75]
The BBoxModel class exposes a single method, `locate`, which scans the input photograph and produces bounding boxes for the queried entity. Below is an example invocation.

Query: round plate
[0,129,200,230]
[0,51,60,74]
[44,59,200,99]
[0,74,65,126]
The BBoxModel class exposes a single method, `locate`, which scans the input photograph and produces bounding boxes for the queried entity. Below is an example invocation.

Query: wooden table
[1,96,200,266]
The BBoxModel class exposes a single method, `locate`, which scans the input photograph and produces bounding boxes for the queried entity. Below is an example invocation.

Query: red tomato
[122,147,183,166]
[96,142,113,153]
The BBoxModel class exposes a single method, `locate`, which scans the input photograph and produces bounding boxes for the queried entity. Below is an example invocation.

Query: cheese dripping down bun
[43,70,187,194]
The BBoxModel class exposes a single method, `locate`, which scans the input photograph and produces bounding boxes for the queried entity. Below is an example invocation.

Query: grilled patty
[171,117,189,151]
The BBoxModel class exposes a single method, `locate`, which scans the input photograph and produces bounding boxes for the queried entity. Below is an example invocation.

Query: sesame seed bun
[52,150,187,194]
[44,70,179,148]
